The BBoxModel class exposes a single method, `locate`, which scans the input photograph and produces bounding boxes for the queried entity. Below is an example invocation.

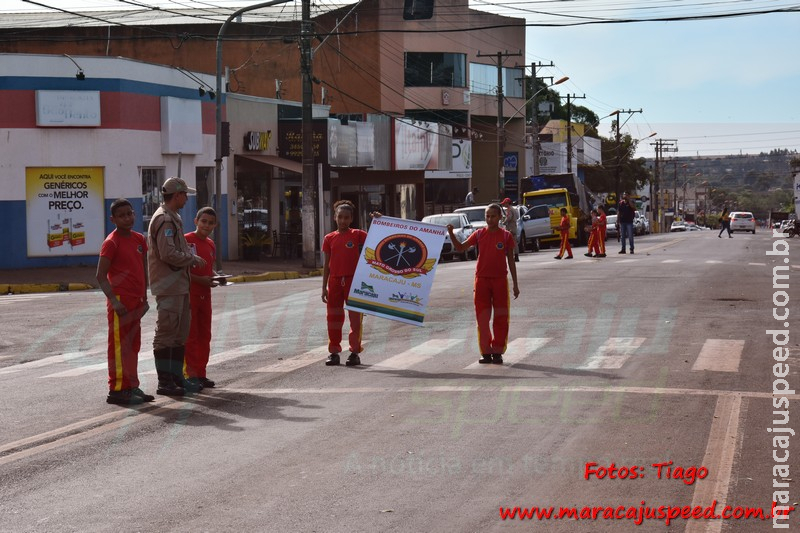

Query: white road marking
[464,337,551,369]
[705,260,723,264]
[684,395,742,533]
[222,385,796,400]
[691,339,745,373]
[747,262,766,266]
[661,259,682,263]
[615,259,638,263]
[371,339,463,371]
[43,350,154,378]
[578,337,646,369]
[0,350,105,376]
[252,345,329,373]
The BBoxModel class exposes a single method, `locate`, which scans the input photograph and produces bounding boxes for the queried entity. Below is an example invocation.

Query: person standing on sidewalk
[96,198,154,406]
[500,197,520,262]
[148,177,206,396]
[617,192,636,254]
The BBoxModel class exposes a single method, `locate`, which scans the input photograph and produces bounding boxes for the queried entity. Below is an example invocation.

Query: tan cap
[162,177,196,195]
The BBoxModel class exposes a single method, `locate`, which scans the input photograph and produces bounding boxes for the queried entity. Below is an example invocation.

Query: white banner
[345,216,446,326]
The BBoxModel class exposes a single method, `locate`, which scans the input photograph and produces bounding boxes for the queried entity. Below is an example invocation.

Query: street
[1,230,798,532]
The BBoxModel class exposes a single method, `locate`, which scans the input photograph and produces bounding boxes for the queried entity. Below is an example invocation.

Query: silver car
[421,213,476,261]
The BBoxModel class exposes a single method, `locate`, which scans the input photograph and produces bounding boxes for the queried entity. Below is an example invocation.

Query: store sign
[36,90,101,127]
[244,130,272,151]
[395,118,440,170]
[26,167,105,257]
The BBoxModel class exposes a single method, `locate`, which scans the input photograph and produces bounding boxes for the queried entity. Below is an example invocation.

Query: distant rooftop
[0,5,349,29]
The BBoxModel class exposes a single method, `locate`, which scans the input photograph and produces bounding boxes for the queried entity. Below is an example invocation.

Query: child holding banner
[448,203,520,365]
[322,200,368,367]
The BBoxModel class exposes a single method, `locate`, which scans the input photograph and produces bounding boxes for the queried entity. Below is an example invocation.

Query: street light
[503,76,568,185]
[214,0,292,271]
[504,75,569,127]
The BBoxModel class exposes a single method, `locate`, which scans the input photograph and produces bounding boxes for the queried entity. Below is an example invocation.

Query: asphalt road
[1,229,798,532]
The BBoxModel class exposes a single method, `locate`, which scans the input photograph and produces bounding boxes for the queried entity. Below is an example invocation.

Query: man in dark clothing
[617,192,636,254]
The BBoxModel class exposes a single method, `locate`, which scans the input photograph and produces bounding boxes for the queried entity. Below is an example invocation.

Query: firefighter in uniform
[148,177,206,396]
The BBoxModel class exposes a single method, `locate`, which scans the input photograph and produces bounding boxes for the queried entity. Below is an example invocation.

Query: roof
[0,4,349,29]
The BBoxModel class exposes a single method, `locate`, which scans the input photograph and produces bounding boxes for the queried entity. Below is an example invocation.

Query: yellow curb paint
[8,284,60,294]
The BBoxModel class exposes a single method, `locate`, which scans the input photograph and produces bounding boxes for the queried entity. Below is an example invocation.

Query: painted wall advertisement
[26,167,105,257]
[346,216,446,326]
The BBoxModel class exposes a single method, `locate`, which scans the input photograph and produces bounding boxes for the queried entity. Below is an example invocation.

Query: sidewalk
[1,258,322,294]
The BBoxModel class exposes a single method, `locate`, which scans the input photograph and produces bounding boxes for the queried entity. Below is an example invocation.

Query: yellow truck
[522,174,591,245]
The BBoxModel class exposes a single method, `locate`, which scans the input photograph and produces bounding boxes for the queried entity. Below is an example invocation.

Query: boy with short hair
[184,207,219,388]
[554,207,574,260]
[96,198,153,405]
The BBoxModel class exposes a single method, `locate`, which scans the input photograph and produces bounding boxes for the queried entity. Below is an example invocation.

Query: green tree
[583,133,650,196]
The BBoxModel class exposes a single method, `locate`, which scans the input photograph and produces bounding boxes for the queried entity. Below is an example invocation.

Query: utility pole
[562,93,585,174]
[611,109,642,204]
[650,138,677,232]
[300,0,316,267]
[526,62,554,178]
[478,49,522,198]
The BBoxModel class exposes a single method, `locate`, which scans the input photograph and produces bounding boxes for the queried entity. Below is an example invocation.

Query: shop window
[469,63,524,98]
[405,52,466,88]
[141,167,165,234]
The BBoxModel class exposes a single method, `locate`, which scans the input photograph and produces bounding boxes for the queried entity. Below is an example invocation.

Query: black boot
[155,347,183,396]
[172,346,202,393]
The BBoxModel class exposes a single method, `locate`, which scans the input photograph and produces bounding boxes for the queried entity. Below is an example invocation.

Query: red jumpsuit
[323,228,367,354]
[597,212,607,255]
[185,232,215,379]
[587,215,602,256]
[558,215,573,258]
[464,227,514,355]
[100,230,148,391]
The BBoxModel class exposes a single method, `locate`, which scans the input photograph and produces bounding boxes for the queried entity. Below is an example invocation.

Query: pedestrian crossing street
[0,335,750,381]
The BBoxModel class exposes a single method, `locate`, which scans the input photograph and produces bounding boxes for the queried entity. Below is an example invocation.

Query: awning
[236,154,302,174]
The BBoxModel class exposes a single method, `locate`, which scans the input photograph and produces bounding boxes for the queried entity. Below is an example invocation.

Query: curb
[4,283,94,295]
[2,270,323,295]
[227,269,322,284]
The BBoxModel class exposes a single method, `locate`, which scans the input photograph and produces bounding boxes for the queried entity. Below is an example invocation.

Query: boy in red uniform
[184,207,219,388]
[322,200,368,366]
[449,203,520,364]
[554,207,574,260]
[585,209,602,257]
[596,205,607,257]
[96,198,153,405]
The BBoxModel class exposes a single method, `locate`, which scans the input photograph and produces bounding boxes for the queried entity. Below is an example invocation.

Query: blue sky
[526,9,800,158]
[5,0,800,158]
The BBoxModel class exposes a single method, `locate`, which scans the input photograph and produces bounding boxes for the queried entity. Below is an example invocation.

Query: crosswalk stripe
[748,262,766,266]
[616,259,638,263]
[43,351,153,378]
[661,259,682,264]
[691,339,745,373]
[463,337,551,369]
[371,339,463,371]
[0,350,105,376]
[251,345,325,373]
[705,260,723,264]
[578,337,646,369]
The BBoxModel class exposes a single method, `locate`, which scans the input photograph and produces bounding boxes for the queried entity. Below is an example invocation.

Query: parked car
[421,213,476,261]
[519,204,552,252]
[636,211,650,234]
[729,211,756,234]
[606,214,619,239]
[670,221,687,232]
[454,205,489,231]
